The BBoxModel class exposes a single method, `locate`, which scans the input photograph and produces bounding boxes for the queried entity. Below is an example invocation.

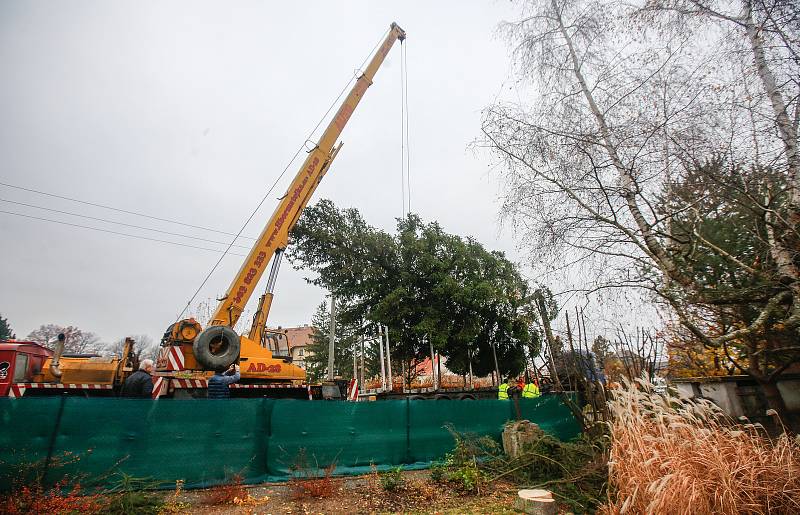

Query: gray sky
[1,1,526,344]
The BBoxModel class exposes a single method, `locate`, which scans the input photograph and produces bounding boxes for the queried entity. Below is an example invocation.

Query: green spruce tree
[0,314,13,340]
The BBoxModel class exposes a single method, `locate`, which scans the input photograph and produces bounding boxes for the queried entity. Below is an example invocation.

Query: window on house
[298,349,304,357]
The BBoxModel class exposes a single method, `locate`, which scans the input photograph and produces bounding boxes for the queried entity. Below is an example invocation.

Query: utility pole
[468,348,474,389]
[377,325,386,390]
[360,332,365,391]
[428,335,437,390]
[327,295,336,381]
[384,325,393,391]
[353,338,358,382]
[491,338,500,386]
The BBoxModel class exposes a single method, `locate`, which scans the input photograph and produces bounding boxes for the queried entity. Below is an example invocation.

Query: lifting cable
[175,28,392,322]
[400,40,411,218]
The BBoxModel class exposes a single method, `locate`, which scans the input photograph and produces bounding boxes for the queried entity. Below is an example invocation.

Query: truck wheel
[193,326,240,370]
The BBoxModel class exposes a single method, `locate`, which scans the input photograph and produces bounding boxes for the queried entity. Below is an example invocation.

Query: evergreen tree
[305,301,356,382]
[290,200,548,383]
[0,314,13,340]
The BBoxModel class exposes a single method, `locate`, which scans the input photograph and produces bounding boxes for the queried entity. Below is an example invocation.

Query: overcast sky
[0,1,535,344]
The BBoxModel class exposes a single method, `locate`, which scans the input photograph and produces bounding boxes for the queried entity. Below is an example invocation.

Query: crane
[157,23,406,385]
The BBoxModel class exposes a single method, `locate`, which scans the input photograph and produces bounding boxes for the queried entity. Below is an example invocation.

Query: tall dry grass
[603,379,800,514]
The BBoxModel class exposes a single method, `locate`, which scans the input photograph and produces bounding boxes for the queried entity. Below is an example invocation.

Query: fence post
[42,394,67,485]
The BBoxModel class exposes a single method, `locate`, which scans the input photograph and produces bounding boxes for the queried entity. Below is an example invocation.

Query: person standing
[207,364,240,399]
[497,377,510,400]
[121,359,155,398]
[522,379,541,399]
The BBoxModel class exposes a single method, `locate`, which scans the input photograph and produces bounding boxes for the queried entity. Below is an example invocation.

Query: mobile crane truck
[3,23,406,399]
[155,23,406,399]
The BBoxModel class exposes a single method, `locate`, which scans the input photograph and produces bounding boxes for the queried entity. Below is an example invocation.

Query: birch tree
[482,0,799,417]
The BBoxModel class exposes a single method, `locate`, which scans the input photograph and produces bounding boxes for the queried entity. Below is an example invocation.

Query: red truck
[0,340,54,397]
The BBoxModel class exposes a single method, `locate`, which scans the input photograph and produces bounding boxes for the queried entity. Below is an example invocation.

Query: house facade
[269,325,315,370]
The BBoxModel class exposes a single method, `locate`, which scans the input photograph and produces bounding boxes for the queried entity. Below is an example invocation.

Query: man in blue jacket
[207,364,240,399]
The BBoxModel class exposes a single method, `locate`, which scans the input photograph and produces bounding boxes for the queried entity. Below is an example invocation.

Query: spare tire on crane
[193,326,240,371]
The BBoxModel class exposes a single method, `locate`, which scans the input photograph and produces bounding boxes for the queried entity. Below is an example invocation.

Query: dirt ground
[172,470,519,515]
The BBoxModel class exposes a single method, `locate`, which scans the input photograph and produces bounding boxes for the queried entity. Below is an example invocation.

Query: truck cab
[0,341,53,397]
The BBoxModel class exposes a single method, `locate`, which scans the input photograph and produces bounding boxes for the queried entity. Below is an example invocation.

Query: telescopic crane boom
[159,23,406,380]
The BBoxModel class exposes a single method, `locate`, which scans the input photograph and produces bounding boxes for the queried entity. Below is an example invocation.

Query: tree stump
[502,420,545,458]
[515,489,557,515]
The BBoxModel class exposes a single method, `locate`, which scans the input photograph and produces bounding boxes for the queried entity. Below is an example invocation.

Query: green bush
[379,467,404,491]
[429,461,447,483]
[446,461,481,493]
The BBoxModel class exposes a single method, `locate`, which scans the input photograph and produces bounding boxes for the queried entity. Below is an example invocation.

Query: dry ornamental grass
[603,379,800,514]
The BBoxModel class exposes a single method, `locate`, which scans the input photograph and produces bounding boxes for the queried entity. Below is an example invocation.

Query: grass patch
[102,473,165,515]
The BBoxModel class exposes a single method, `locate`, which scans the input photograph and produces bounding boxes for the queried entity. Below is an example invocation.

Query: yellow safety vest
[498,383,509,400]
[522,383,540,398]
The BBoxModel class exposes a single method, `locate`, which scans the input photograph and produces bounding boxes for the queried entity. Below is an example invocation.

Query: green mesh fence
[0,396,579,490]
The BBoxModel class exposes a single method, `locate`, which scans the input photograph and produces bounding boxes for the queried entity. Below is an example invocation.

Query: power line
[0,180,258,241]
[0,209,247,256]
[0,197,252,250]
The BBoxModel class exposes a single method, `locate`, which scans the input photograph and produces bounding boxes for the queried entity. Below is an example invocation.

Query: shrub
[2,480,104,515]
[429,461,447,483]
[603,378,800,514]
[287,448,338,499]
[379,467,404,491]
[0,452,105,515]
[288,468,336,499]
[446,461,481,494]
[203,473,247,505]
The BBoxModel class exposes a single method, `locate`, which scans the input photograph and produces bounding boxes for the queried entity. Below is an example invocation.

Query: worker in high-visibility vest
[497,379,510,400]
[521,379,541,399]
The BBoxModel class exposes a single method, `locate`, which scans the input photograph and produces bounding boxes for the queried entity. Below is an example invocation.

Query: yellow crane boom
[159,23,405,378]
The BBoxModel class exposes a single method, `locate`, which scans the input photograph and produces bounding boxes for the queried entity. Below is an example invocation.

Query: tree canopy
[289,200,544,382]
